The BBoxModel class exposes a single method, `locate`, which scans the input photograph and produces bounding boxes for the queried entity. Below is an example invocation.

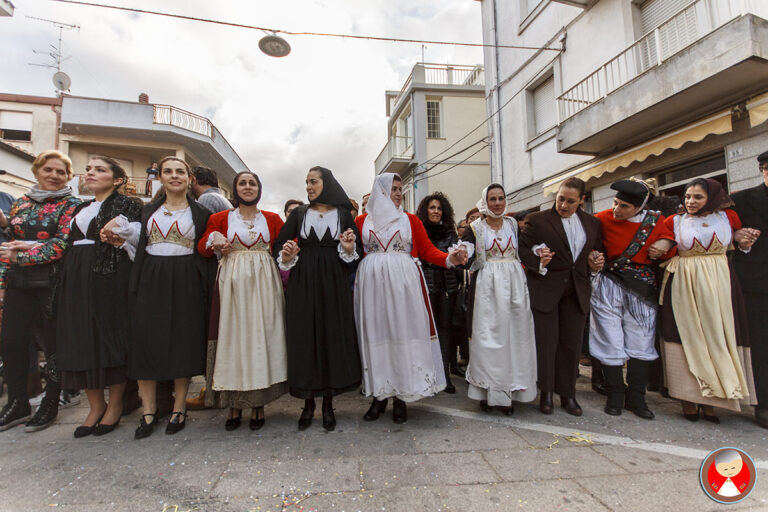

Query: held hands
[0,240,38,261]
[734,228,761,249]
[281,239,300,263]
[538,247,555,268]
[339,228,356,255]
[211,232,233,255]
[647,239,674,260]
[448,246,469,267]
[100,218,125,248]
[588,250,605,272]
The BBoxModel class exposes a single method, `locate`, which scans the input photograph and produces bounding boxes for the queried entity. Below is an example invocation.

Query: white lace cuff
[450,241,475,259]
[532,243,548,256]
[338,242,359,263]
[278,253,298,271]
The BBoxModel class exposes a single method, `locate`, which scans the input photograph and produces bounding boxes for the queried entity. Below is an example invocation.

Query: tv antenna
[27,16,80,93]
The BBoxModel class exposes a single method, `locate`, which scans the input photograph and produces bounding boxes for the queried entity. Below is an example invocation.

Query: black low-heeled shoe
[93,417,120,437]
[165,411,186,435]
[480,400,492,413]
[298,400,315,430]
[250,407,265,431]
[363,398,388,421]
[392,398,407,424]
[75,411,106,438]
[134,413,157,440]
[225,410,242,431]
[444,382,456,394]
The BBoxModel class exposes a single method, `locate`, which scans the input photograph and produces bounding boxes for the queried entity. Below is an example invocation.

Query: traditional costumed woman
[199,171,288,431]
[57,157,142,437]
[0,150,81,432]
[460,184,537,414]
[660,178,760,422]
[274,166,362,431]
[355,174,467,423]
[102,156,216,439]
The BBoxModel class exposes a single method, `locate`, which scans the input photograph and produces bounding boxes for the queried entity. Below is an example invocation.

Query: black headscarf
[232,171,262,207]
[685,178,733,216]
[308,166,352,210]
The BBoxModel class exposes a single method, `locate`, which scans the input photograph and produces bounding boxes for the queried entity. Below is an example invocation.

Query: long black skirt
[285,238,361,399]
[128,254,206,381]
[57,244,130,390]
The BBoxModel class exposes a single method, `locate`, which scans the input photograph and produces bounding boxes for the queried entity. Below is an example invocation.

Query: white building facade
[374,63,491,220]
[479,0,768,213]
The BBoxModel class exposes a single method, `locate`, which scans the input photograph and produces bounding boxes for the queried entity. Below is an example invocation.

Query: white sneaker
[58,390,81,409]
[28,391,45,407]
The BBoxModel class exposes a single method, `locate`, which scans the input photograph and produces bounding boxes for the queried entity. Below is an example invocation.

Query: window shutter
[640,0,694,34]
[533,77,556,134]
[0,111,33,131]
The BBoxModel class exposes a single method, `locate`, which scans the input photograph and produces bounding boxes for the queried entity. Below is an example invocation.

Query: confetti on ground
[546,435,560,450]
[565,432,594,444]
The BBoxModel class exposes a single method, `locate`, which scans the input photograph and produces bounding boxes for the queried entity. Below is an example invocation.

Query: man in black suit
[732,151,768,428]
[519,178,604,416]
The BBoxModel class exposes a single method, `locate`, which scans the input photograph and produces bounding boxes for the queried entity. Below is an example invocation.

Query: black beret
[610,180,649,207]
[757,150,768,164]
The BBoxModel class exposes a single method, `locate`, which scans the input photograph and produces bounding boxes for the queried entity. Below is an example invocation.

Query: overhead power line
[414,143,490,183]
[413,136,490,178]
[49,0,562,52]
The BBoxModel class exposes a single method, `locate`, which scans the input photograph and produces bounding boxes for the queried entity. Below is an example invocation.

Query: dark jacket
[421,225,459,295]
[518,207,602,314]
[731,183,768,295]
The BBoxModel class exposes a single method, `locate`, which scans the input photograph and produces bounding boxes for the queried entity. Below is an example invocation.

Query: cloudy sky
[1,0,484,212]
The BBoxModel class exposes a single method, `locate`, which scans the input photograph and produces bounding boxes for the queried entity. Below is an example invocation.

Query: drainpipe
[491,0,504,187]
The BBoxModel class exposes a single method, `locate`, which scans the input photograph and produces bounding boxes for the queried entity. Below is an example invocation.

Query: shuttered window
[0,111,33,141]
[532,77,556,135]
[640,0,694,34]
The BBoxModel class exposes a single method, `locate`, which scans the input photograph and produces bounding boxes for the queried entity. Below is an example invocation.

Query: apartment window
[532,76,556,135]
[426,100,442,139]
[0,111,32,141]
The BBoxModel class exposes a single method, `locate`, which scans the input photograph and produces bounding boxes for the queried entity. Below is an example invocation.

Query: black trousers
[744,292,768,407]
[533,280,586,397]
[0,286,56,401]
[429,291,456,384]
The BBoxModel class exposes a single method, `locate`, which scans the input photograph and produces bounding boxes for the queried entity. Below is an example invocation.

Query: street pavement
[1,370,767,512]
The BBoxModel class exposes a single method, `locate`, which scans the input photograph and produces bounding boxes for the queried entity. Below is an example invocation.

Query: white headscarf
[476,185,505,219]
[366,173,404,233]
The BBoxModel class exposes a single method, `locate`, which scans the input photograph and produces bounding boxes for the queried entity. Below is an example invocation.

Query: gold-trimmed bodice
[148,219,194,249]
[677,235,728,257]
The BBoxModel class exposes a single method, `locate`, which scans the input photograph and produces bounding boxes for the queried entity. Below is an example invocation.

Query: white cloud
[1,0,483,213]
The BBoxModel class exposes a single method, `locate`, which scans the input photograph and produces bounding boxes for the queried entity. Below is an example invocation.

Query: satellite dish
[258,35,291,58]
[52,71,71,92]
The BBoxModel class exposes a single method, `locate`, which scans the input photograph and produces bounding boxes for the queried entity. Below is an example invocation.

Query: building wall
[480,0,768,212]
[0,149,35,197]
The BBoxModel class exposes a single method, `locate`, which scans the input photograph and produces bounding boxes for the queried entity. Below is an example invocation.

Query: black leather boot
[625,358,654,420]
[25,382,60,432]
[602,365,626,416]
[591,357,607,396]
[392,397,407,424]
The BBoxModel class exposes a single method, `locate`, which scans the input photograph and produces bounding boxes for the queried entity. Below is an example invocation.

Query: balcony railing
[393,63,485,109]
[153,104,213,138]
[74,174,161,199]
[375,136,414,173]
[558,0,768,121]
